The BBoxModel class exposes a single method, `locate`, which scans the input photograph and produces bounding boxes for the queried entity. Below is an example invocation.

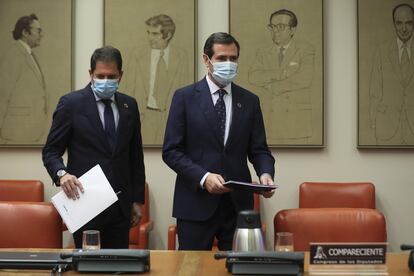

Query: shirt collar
[206,74,232,96]
[274,41,291,52]
[18,39,31,54]
[397,37,413,49]
[151,45,170,61]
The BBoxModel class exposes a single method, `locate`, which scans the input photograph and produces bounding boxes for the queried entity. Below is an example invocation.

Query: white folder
[51,164,118,233]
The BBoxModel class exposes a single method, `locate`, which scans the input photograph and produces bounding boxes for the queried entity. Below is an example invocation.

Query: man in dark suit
[42,46,145,248]
[163,32,275,250]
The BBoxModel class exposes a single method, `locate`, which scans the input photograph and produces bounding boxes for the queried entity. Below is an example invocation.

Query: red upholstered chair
[299,182,375,209]
[128,182,153,249]
[64,182,153,249]
[0,202,62,248]
[273,208,387,251]
[167,193,265,250]
[0,179,44,202]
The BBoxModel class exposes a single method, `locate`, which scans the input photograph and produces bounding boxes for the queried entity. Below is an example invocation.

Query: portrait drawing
[105,0,195,146]
[0,0,72,146]
[359,0,414,147]
[230,0,324,147]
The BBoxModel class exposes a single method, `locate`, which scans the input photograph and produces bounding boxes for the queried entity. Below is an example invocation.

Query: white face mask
[209,60,238,86]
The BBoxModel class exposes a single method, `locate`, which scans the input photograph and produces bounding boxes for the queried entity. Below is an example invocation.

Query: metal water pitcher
[232,210,265,251]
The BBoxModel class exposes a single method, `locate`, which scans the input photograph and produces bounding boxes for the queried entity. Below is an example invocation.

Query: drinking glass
[275,232,294,252]
[82,230,101,250]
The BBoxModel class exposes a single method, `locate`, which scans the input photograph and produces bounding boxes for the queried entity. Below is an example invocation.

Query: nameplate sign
[310,243,387,265]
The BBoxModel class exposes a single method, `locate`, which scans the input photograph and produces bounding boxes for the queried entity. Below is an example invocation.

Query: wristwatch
[56,169,67,186]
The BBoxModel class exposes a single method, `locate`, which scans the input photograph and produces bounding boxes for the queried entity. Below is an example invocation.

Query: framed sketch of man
[104,0,196,147]
[230,0,324,147]
[0,0,73,146]
[358,0,414,148]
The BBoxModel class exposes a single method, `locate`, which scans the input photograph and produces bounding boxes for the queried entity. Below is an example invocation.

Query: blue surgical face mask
[92,78,119,99]
[209,60,238,86]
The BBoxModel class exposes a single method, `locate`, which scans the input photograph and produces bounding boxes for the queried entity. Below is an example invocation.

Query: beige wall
[0,0,413,251]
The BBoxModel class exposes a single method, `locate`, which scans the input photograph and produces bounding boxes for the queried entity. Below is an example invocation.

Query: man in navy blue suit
[163,32,275,250]
[42,46,146,248]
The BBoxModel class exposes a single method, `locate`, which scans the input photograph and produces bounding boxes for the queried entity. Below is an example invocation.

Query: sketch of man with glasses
[0,13,47,144]
[369,3,414,145]
[249,9,315,144]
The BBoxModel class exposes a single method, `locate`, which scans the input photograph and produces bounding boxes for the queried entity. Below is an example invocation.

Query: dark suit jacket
[162,78,275,221]
[42,85,145,217]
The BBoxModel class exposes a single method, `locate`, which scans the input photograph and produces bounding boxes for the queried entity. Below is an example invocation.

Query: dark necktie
[278,47,285,66]
[102,99,116,151]
[401,43,410,86]
[214,89,226,144]
[31,52,46,89]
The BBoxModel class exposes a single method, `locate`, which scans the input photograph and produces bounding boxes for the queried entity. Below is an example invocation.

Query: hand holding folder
[223,180,278,192]
[51,165,118,233]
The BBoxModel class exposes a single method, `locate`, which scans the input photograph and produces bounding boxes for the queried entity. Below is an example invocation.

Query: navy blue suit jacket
[163,78,275,221]
[42,85,145,217]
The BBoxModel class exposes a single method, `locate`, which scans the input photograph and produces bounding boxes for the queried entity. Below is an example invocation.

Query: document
[51,164,118,233]
[223,180,278,192]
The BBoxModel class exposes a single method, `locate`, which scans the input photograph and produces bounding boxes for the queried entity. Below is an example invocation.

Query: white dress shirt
[18,39,42,77]
[200,75,233,187]
[397,37,412,61]
[92,88,120,130]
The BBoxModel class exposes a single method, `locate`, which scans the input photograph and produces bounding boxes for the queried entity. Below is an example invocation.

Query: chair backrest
[63,183,152,249]
[274,208,386,251]
[299,182,375,208]
[0,180,44,202]
[0,202,62,248]
[128,182,151,248]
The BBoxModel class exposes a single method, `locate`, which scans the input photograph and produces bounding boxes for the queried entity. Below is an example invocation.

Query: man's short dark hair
[146,14,176,42]
[90,46,123,72]
[269,9,298,28]
[12,14,38,40]
[203,32,240,59]
[392,3,414,23]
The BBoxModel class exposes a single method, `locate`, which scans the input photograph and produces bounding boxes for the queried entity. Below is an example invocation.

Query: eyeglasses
[267,23,290,32]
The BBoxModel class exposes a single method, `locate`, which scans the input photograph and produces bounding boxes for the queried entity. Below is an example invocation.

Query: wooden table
[0,250,412,275]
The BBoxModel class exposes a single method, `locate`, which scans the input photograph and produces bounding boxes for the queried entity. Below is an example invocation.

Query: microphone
[214,251,229,260]
[400,244,414,271]
[400,244,414,251]
[60,252,73,259]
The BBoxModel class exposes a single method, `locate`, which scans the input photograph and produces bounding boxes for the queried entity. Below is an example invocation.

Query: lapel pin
[237,102,242,108]
[124,103,128,108]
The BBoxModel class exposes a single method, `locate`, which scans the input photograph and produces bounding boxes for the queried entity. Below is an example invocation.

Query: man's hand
[204,173,232,194]
[130,202,142,227]
[259,174,275,198]
[60,173,84,200]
